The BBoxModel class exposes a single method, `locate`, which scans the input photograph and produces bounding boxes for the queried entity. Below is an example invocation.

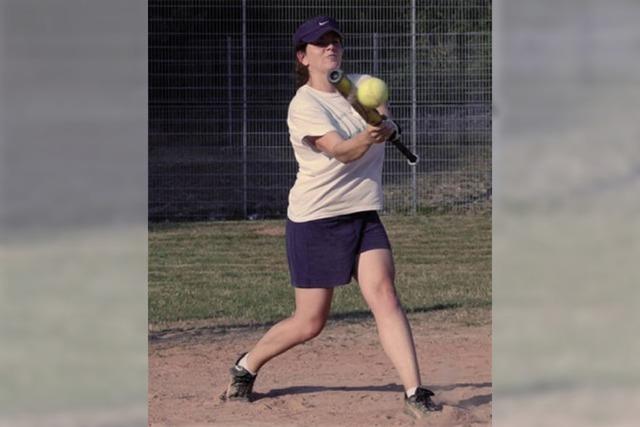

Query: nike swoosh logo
[319,21,329,26]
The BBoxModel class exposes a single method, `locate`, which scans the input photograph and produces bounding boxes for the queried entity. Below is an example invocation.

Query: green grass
[149,214,491,327]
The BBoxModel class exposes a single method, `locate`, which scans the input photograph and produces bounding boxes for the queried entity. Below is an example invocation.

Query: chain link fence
[149,0,491,221]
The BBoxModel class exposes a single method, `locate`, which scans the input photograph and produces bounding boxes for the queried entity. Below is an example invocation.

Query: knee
[367,281,401,314]
[294,315,327,342]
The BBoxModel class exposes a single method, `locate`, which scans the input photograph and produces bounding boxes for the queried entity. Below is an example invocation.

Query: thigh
[293,287,334,320]
[355,248,396,301]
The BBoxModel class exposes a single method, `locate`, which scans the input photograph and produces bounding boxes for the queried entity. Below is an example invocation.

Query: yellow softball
[356,77,389,109]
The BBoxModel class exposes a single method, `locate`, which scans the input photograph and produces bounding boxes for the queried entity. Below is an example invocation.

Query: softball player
[221,16,442,418]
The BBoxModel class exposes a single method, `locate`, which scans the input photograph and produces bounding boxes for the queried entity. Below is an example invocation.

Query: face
[297,31,343,73]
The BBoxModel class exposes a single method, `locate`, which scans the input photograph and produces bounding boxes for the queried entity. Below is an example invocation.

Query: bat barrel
[328,69,343,84]
[328,68,352,99]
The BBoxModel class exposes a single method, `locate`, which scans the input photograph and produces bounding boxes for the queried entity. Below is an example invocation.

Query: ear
[296,49,309,66]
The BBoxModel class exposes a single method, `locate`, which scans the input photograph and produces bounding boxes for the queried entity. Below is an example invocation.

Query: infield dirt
[149,309,491,426]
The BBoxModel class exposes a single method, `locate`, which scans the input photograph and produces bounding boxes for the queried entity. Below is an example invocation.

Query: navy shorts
[285,211,392,288]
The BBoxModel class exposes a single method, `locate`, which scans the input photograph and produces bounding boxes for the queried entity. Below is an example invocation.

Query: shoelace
[233,370,255,382]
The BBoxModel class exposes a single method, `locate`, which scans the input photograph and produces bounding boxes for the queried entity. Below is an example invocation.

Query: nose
[326,42,339,51]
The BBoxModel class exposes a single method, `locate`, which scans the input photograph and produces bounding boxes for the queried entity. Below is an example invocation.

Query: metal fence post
[227,36,232,136]
[410,0,417,215]
[242,0,247,218]
[372,32,379,76]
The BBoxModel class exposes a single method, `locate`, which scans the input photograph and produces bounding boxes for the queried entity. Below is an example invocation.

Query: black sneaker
[220,352,257,402]
[404,387,443,418]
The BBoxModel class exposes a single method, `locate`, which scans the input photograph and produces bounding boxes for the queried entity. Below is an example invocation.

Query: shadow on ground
[251,382,492,409]
[148,302,477,342]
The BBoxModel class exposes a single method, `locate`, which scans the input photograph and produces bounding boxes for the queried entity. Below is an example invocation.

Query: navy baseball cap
[293,16,344,47]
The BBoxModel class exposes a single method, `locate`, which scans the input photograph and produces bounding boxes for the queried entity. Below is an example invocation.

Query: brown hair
[294,45,309,90]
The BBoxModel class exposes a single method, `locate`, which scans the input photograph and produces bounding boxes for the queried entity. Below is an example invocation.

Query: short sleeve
[287,97,336,144]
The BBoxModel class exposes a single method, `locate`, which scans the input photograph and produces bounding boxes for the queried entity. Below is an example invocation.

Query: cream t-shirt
[286,74,384,222]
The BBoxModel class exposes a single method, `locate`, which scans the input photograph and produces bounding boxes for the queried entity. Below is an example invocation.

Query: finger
[376,128,391,139]
[384,122,396,135]
[369,131,381,141]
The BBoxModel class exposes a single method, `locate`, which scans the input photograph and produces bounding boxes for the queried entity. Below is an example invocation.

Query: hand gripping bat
[328,69,419,165]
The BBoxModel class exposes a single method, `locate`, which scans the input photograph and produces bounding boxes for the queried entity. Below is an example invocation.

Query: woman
[221,16,442,418]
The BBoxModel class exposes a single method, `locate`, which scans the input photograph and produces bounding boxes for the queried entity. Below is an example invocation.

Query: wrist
[390,119,401,135]
[380,115,401,141]
[386,119,401,141]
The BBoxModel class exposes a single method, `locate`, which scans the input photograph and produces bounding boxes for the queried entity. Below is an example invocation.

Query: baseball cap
[293,16,344,48]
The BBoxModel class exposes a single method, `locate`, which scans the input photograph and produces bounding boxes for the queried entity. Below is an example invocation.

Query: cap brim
[301,28,344,44]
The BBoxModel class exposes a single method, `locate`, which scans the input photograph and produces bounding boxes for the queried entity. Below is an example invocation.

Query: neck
[307,72,337,93]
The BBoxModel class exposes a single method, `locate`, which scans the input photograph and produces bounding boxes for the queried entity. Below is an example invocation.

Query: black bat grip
[390,134,419,165]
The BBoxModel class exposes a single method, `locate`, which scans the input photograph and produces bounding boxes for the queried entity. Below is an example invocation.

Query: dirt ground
[149,309,491,427]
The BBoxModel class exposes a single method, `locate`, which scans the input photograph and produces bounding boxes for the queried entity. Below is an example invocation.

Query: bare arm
[310,121,395,164]
[309,102,396,164]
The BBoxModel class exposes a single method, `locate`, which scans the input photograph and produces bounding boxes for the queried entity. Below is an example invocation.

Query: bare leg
[243,287,334,373]
[355,249,421,392]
